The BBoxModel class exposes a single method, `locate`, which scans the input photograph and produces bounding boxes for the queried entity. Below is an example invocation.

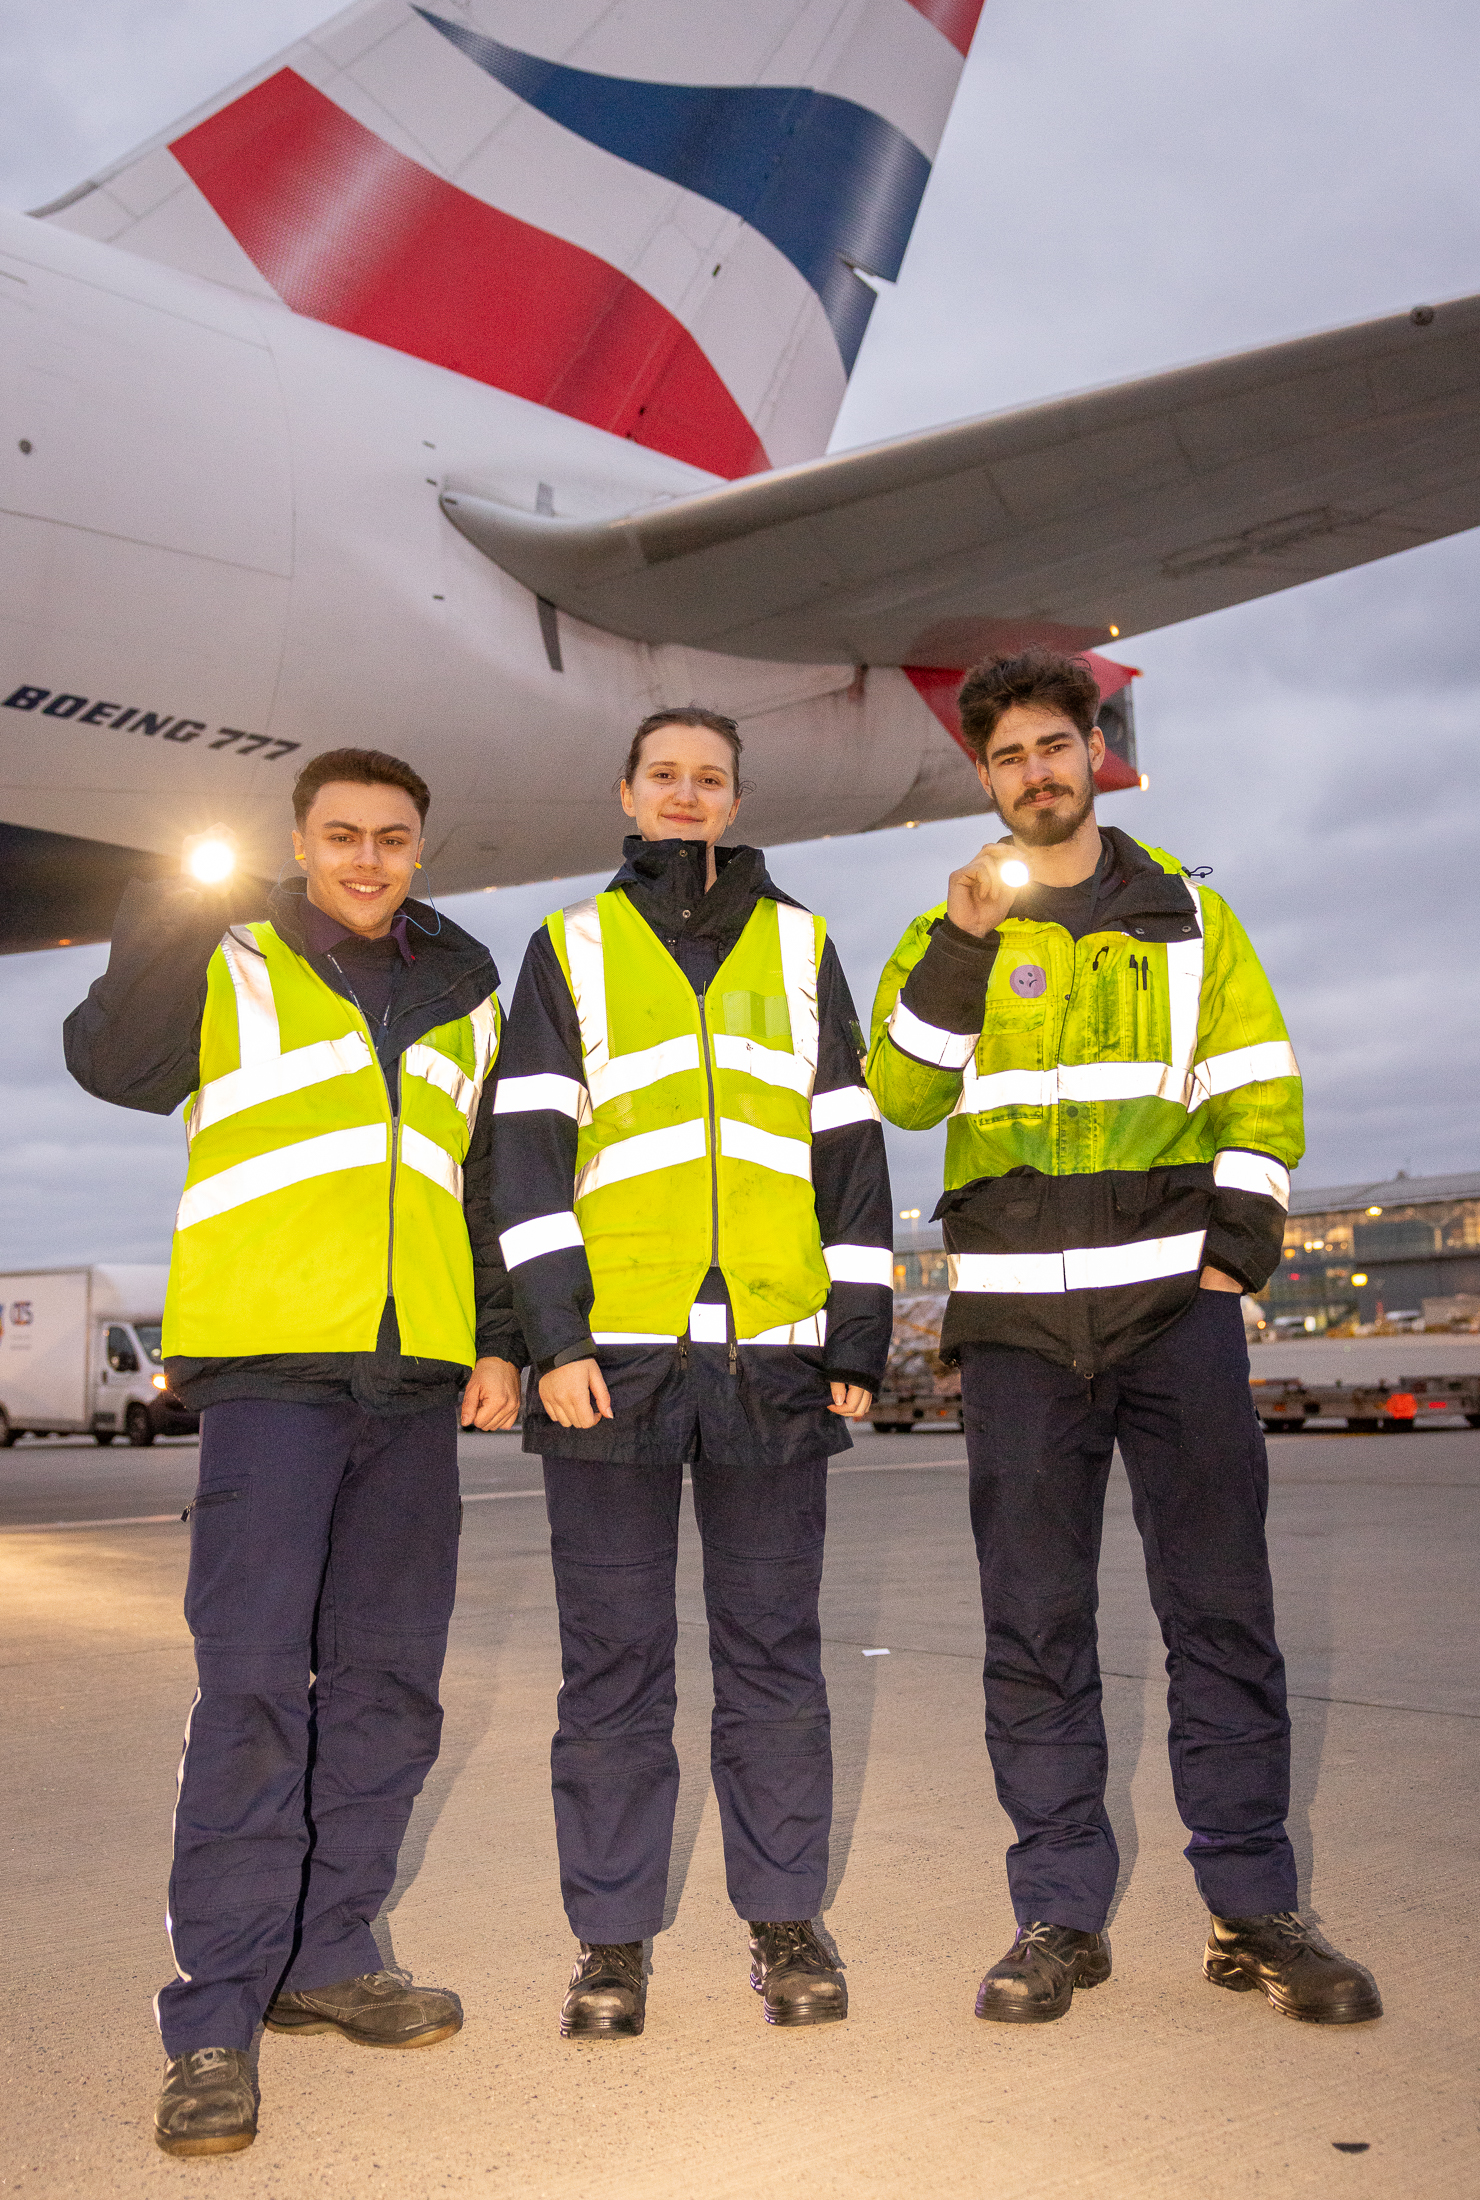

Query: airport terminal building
[894,1169,1480,1332]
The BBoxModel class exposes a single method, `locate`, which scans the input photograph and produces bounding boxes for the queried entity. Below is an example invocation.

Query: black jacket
[63,874,524,1413]
[493,839,894,1465]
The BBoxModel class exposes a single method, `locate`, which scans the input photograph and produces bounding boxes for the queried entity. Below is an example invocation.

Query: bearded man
[866,649,1380,2029]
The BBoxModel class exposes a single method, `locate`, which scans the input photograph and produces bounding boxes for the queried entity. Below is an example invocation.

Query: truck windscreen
[134,1323,164,1365]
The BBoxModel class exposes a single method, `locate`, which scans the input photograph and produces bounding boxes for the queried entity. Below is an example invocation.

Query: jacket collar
[607,836,804,940]
[1008,826,1197,934]
[266,876,500,1015]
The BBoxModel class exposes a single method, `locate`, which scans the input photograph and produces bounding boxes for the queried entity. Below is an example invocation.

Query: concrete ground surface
[2,1419,1476,2198]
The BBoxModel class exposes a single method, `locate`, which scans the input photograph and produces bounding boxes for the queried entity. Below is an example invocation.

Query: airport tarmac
[2,1421,1475,2197]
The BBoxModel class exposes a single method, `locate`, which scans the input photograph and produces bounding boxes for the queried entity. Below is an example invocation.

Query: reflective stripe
[220,930,279,1065]
[187,1032,373,1139]
[776,903,820,1089]
[1164,893,1206,1103]
[175,1124,386,1230]
[949,1250,1067,1294]
[824,1243,894,1287]
[403,1043,476,1125]
[742,1311,828,1346]
[493,1072,591,1123]
[950,1230,1207,1294]
[561,898,610,1082]
[164,1687,202,1986]
[713,1031,814,1095]
[575,1117,708,1200]
[955,1067,1058,1114]
[888,997,978,1071]
[1063,1231,1206,1290]
[401,1121,463,1201]
[1191,1039,1301,1106]
[719,1116,812,1182]
[1058,1060,1190,1104]
[589,1033,701,1107]
[688,1302,728,1342]
[811,1083,882,1133]
[469,995,500,1085]
[500,1209,584,1268]
[591,1329,676,1344]
[1214,1149,1291,1207]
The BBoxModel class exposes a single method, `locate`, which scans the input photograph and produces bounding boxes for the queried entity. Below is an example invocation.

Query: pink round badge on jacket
[1010,964,1047,998]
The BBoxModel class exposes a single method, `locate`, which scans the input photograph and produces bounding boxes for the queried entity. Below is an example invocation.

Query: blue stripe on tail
[414,10,931,375]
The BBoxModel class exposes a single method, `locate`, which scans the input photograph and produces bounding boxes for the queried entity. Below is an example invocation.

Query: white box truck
[0,1265,198,1448]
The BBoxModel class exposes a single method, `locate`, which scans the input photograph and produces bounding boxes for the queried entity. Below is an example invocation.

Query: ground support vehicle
[1250,1372,1480,1433]
[870,1295,963,1433]
[0,1265,197,1447]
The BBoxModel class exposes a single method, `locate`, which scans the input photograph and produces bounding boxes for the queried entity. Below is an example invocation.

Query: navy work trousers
[156,1397,459,2054]
[961,1289,1296,1931]
[543,1452,831,1942]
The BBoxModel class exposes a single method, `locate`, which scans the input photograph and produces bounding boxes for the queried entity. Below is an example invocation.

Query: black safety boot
[560,1942,646,2038]
[265,1966,462,2046]
[974,1921,1112,2023]
[1204,1912,1383,2023]
[748,1920,848,2026]
[154,2046,257,2157]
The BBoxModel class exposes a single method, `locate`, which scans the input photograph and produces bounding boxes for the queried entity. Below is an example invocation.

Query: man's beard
[1008,774,1096,847]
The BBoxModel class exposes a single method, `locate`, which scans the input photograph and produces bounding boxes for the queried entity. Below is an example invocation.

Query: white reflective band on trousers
[949,1230,1207,1295]
[811,1083,881,1133]
[493,1072,592,1123]
[175,1124,387,1231]
[1213,1149,1292,1207]
[500,1209,584,1269]
[400,1122,463,1201]
[887,997,978,1071]
[824,1243,894,1286]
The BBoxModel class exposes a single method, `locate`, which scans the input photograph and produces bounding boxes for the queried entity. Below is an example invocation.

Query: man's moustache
[1014,785,1075,807]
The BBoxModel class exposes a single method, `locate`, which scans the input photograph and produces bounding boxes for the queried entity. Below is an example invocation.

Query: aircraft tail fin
[33,1,984,477]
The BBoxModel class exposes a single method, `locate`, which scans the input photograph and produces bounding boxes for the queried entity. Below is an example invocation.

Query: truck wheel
[1466,1414,1480,1430]
[1260,1417,1304,1433]
[125,1404,156,1448]
[1379,1418,1415,1434]
[869,1421,906,1434]
[1345,1417,1379,1433]
[93,1429,117,1447]
[0,1409,16,1447]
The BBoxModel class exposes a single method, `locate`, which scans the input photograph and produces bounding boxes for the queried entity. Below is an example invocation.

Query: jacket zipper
[696,992,721,1279]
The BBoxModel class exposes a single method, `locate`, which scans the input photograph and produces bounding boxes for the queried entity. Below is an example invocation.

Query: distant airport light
[899,1207,921,1221]
[1138,773,1150,790]
[183,829,236,884]
[999,858,1030,888]
[1351,1273,1369,1286]
[1108,625,1120,637]
[1366,1205,1383,1216]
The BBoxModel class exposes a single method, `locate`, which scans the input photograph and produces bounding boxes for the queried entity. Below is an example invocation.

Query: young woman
[492,707,893,2037]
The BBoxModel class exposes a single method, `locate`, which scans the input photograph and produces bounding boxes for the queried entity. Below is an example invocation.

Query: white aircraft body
[2,0,1478,951]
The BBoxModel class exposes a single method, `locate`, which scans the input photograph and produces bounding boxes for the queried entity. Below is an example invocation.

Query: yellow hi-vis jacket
[541,891,833,1342]
[162,922,500,1360]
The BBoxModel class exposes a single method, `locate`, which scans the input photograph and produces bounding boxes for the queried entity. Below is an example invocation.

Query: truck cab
[91,1317,195,1447]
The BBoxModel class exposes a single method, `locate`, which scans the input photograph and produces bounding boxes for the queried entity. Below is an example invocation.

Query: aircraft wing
[442,294,1480,663]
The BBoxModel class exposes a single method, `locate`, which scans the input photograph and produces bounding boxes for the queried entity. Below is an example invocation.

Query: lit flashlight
[182,827,237,885]
[999,857,1031,889]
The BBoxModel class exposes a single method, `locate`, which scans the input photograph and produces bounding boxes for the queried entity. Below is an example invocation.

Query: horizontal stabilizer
[441,294,1480,662]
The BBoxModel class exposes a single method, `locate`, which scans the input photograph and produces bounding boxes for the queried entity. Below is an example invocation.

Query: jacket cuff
[824,1367,878,1393]
[537,1337,598,1377]
[894,921,997,1052]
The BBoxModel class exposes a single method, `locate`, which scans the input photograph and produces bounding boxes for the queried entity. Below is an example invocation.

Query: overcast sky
[3,0,1479,1268]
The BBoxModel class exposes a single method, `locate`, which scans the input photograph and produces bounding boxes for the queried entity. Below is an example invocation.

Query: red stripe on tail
[903,2,987,58]
[170,70,768,479]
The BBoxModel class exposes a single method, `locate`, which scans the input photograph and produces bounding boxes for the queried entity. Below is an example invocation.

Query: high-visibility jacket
[162,922,500,1361]
[867,832,1302,1372]
[531,890,835,1342]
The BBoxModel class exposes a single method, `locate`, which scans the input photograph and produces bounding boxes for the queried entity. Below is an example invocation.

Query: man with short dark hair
[867,651,1380,2029]
[66,748,523,2156]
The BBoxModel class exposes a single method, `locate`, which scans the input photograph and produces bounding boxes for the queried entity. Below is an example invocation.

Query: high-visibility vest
[162,923,499,1361]
[544,892,833,1343]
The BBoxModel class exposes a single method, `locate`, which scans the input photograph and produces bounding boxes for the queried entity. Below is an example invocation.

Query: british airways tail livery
[3,0,1479,950]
